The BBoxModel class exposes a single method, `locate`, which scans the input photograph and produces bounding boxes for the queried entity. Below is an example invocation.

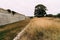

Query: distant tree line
[46,13,60,18]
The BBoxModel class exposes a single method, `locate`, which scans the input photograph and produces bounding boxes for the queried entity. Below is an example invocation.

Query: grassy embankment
[15,17,60,40]
[0,18,30,40]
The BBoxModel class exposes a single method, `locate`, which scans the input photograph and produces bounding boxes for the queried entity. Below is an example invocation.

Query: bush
[56,13,60,18]
[12,11,16,15]
[7,9,11,13]
[46,14,53,17]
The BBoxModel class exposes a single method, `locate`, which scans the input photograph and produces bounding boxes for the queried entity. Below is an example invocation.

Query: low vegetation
[14,17,60,40]
[0,18,30,40]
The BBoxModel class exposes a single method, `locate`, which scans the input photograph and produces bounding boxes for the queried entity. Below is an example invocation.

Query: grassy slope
[0,18,30,40]
[15,17,60,40]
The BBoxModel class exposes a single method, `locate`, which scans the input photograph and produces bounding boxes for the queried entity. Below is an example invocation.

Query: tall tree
[34,4,47,17]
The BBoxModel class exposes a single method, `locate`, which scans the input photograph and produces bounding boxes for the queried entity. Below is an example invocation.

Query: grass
[14,17,60,40]
[0,17,60,40]
[0,18,30,40]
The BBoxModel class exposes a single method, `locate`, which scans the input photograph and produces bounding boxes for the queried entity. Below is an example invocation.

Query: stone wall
[0,8,25,25]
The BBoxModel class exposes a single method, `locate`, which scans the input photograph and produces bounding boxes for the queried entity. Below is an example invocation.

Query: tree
[56,13,60,18]
[34,4,47,17]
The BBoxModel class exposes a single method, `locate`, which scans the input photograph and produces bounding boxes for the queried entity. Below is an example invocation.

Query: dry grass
[15,17,60,40]
[0,18,30,40]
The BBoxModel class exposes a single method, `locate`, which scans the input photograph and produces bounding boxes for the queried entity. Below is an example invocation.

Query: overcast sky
[0,0,60,16]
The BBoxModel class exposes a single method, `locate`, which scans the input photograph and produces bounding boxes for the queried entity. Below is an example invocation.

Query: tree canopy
[34,4,47,17]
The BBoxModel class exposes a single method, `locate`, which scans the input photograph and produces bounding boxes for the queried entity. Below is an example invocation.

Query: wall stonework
[0,8,25,25]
